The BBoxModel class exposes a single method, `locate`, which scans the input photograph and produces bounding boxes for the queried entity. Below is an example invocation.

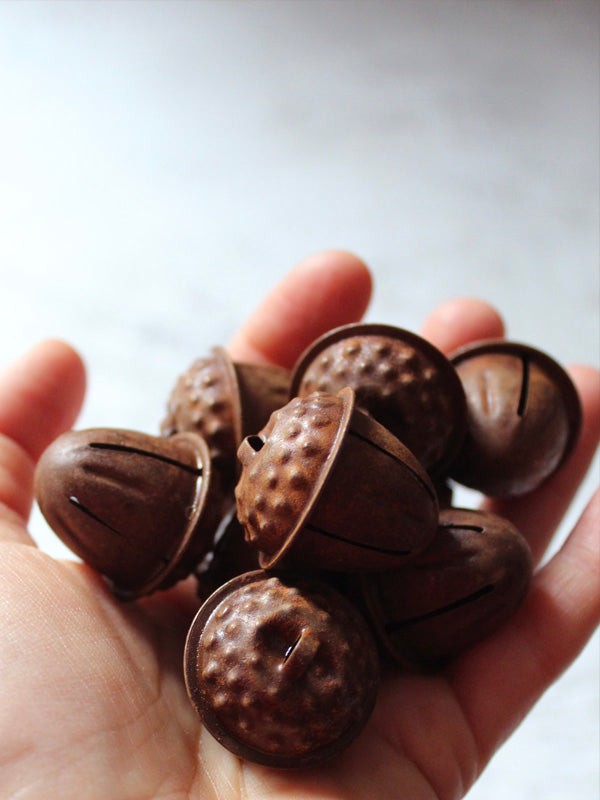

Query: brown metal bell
[449,340,582,496]
[290,323,467,477]
[235,387,439,572]
[360,506,533,669]
[35,427,225,598]
[161,346,290,489]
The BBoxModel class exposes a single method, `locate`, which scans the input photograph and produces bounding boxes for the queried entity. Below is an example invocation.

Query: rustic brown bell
[360,506,533,669]
[184,569,380,768]
[235,387,439,572]
[35,428,225,598]
[449,340,582,496]
[161,346,290,489]
[290,323,467,477]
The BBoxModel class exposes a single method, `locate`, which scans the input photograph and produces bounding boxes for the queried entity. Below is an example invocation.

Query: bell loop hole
[247,435,265,452]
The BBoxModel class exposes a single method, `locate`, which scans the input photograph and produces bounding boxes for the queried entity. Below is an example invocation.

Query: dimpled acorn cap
[449,340,582,496]
[360,507,533,669]
[235,388,438,572]
[290,323,467,476]
[34,428,225,599]
[184,570,380,768]
[161,346,289,488]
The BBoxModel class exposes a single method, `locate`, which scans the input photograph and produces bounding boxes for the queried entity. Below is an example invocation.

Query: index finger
[228,250,373,367]
[0,340,86,530]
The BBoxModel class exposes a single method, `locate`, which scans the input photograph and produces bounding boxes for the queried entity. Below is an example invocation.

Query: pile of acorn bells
[35,323,581,768]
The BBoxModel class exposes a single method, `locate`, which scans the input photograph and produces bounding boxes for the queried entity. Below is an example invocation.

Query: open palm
[1,251,598,800]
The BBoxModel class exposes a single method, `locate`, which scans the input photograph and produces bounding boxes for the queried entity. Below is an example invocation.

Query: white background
[0,2,598,798]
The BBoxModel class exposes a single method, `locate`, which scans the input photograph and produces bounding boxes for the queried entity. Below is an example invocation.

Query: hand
[0,251,598,800]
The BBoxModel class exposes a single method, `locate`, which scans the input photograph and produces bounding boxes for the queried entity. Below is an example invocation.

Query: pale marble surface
[0,2,598,798]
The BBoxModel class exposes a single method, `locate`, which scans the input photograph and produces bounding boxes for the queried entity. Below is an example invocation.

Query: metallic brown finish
[194,505,261,602]
[34,428,225,598]
[360,507,533,669]
[235,387,438,572]
[432,478,454,509]
[184,570,380,768]
[289,323,467,476]
[449,340,582,496]
[161,346,290,488]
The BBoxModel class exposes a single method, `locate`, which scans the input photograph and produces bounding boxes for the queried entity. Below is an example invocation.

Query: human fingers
[483,364,600,563]
[449,488,599,768]
[0,340,86,535]
[227,250,372,367]
[420,297,505,354]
